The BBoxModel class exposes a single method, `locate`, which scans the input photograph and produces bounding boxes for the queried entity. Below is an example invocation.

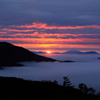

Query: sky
[0,0,100,53]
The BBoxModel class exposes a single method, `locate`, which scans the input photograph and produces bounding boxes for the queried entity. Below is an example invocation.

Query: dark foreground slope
[0,76,100,100]
[0,42,56,67]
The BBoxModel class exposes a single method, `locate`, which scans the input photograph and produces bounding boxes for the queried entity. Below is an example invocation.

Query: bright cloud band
[9,23,100,29]
[0,22,100,52]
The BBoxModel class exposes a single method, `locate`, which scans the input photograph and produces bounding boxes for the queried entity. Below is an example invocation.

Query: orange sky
[0,0,100,53]
[0,23,100,53]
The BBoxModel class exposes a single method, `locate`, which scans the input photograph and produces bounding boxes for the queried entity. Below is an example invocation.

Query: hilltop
[0,76,100,100]
[0,42,56,67]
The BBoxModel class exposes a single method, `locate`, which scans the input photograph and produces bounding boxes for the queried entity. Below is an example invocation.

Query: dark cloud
[0,0,100,52]
[0,0,100,26]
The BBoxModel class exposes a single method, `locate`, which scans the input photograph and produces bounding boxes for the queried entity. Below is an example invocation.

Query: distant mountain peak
[64,50,82,54]
[52,50,99,54]
[84,51,98,54]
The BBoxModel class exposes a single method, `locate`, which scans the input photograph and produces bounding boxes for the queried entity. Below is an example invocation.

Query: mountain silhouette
[63,50,82,54]
[58,50,98,54]
[0,42,56,67]
[84,51,98,54]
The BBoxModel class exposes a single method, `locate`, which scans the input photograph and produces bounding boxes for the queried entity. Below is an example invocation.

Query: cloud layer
[0,0,100,52]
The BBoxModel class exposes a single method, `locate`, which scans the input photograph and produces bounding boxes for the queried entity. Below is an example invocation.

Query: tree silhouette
[79,83,96,95]
[53,80,58,85]
[88,87,96,95]
[63,76,74,88]
[97,91,100,96]
[79,83,88,94]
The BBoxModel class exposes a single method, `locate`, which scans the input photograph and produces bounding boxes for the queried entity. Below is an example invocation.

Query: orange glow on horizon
[0,22,100,53]
[12,43,100,50]
[0,41,99,53]
[46,51,51,54]
[0,37,100,43]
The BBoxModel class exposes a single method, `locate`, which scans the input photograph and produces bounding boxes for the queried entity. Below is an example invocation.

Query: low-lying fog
[0,54,100,92]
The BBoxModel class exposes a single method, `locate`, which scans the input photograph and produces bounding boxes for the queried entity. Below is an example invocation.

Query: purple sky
[0,0,100,53]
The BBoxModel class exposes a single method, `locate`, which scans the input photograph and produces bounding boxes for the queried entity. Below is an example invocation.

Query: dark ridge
[0,42,56,67]
[0,42,74,68]
[0,42,56,62]
[0,76,100,100]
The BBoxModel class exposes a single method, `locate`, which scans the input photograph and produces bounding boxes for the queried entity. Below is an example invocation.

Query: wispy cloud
[0,32,7,34]
[0,28,37,32]
[0,37,99,44]
[9,23,100,29]
[0,0,100,52]
[0,32,100,39]
[0,22,100,52]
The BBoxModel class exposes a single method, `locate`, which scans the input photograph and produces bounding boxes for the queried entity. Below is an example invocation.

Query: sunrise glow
[0,1,100,99]
[0,0,100,53]
[46,51,51,54]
